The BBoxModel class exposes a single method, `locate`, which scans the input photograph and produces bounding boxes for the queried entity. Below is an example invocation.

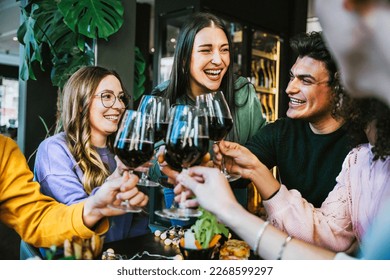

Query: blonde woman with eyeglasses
[34,66,151,249]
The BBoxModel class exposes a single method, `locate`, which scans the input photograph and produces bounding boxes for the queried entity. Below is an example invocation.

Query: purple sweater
[34,132,150,243]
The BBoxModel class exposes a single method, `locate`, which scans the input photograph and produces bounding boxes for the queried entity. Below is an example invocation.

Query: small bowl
[179,238,216,260]
[179,244,216,260]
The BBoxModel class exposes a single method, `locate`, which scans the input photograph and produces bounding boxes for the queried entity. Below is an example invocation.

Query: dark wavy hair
[290,31,339,89]
[290,31,349,125]
[164,12,236,119]
[333,93,390,161]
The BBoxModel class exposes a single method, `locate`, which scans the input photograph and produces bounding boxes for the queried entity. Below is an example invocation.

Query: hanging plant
[17,0,124,89]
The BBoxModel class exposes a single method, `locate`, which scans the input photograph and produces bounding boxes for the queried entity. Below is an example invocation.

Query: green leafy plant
[17,0,147,136]
[133,46,146,101]
[27,115,56,163]
[17,0,124,89]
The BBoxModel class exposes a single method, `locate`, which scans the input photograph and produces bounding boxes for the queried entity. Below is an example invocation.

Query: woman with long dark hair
[149,12,266,215]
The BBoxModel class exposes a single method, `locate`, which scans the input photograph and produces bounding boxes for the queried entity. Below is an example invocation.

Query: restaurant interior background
[0,0,320,259]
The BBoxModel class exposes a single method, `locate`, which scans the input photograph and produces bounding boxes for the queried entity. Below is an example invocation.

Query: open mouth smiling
[204,69,222,76]
[290,97,306,105]
[104,115,120,120]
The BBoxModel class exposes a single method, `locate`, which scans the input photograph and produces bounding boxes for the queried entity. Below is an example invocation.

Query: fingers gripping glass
[96,91,128,109]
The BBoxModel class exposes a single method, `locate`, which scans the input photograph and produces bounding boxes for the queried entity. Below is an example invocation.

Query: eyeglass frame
[94,90,129,109]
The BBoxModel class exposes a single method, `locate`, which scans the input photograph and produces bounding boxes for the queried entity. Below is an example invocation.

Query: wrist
[82,197,104,229]
[219,201,247,227]
[251,166,281,200]
[247,159,264,182]
[263,188,280,201]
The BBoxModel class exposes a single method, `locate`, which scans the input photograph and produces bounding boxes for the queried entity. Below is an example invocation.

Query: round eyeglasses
[95,91,128,109]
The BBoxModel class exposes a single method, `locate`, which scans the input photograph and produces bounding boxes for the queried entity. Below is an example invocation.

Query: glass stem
[215,140,228,175]
[140,169,149,182]
[140,170,148,182]
[221,155,229,175]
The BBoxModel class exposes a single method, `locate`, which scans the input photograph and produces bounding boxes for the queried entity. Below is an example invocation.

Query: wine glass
[196,90,241,182]
[154,104,209,220]
[136,95,170,187]
[110,110,154,212]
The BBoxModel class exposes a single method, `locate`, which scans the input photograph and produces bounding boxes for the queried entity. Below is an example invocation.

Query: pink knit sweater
[263,143,390,252]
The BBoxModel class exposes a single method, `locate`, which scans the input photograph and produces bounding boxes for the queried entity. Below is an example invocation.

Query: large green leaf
[58,0,124,39]
[133,47,146,101]
[51,49,95,88]
[35,4,76,54]
[18,4,43,81]
[17,0,124,89]
[18,1,76,81]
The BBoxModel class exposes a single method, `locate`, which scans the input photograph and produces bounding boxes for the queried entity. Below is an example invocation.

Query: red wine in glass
[207,116,233,142]
[154,122,169,142]
[115,139,154,169]
[110,110,154,212]
[165,135,209,169]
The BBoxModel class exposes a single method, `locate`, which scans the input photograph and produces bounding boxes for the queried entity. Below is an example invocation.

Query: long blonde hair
[61,66,129,194]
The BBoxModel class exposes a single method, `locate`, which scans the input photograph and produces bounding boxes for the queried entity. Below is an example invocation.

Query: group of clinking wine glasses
[112,91,238,219]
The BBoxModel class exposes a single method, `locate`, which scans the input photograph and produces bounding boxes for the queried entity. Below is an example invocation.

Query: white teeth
[105,116,119,120]
[290,97,305,105]
[205,70,221,75]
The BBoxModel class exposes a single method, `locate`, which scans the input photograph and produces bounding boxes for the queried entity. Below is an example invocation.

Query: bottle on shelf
[260,59,269,89]
[251,60,258,86]
[268,93,275,122]
[256,60,264,88]
[260,93,269,122]
[266,60,273,90]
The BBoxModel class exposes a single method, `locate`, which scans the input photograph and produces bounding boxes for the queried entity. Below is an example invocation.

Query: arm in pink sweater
[263,156,356,252]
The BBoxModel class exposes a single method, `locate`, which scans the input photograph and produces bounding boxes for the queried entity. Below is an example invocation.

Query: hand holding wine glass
[110,110,154,212]
[136,95,170,187]
[175,166,236,214]
[97,171,149,216]
[196,90,241,182]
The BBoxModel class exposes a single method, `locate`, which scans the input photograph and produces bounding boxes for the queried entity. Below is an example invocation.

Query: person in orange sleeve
[0,134,148,247]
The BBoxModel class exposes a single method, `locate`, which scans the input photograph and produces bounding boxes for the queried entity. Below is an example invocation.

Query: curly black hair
[290,31,338,88]
[291,31,349,125]
[333,92,390,161]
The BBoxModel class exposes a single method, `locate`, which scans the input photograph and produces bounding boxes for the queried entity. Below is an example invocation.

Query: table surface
[103,233,181,260]
[103,232,260,260]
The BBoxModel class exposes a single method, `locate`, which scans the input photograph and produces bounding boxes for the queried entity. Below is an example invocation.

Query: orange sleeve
[0,135,108,247]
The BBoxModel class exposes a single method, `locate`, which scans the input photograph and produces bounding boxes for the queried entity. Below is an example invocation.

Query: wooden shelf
[252,49,278,61]
[255,86,277,94]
